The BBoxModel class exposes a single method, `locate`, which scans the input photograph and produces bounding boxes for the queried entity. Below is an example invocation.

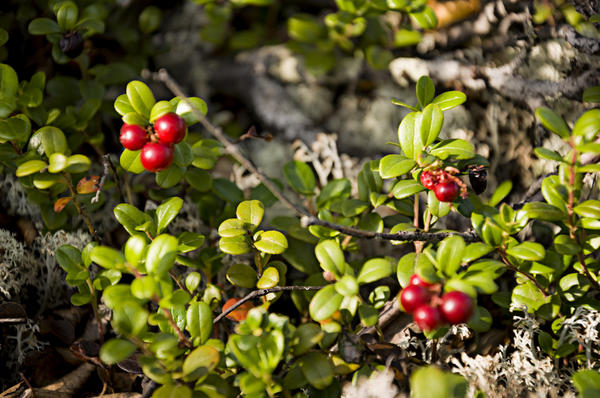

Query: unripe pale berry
[434,180,460,202]
[154,112,186,144]
[140,142,173,172]
[440,291,474,324]
[413,304,444,332]
[120,124,148,150]
[400,285,430,314]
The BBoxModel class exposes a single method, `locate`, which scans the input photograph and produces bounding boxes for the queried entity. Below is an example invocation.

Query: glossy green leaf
[99,338,136,365]
[28,18,62,35]
[410,366,467,398]
[156,197,183,234]
[33,173,62,189]
[185,272,201,292]
[113,203,150,235]
[573,370,600,398]
[175,97,208,125]
[254,230,288,254]
[554,234,580,255]
[124,234,147,266]
[126,80,155,119]
[521,202,566,221]
[56,245,83,273]
[156,165,185,189]
[488,180,512,207]
[541,176,568,213]
[427,189,450,218]
[114,94,135,116]
[293,324,323,356]
[398,111,419,159]
[0,64,17,118]
[309,285,343,321]
[218,218,246,237]
[145,234,178,275]
[573,109,600,140]
[0,117,29,141]
[315,239,345,276]
[122,112,147,126]
[534,147,563,162]
[335,275,359,296]
[512,281,547,312]
[379,155,415,179]
[583,86,600,103]
[430,139,474,160]
[16,159,47,177]
[536,107,570,138]
[357,258,392,284]
[36,126,68,157]
[131,277,156,300]
[575,200,600,218]
[226,263,257,288]
[65,154,91,173]
[431,91,466,111]
[437,236,465,277]
[462,242,493,263]
[391,179,425,199]
[416,76,435,108]
[212,178,244,203]
[149,100,173,123]
[177,232,204,253]
[120,149,145,174]
[186,302,213,344]
[420,103,443,146]
[283,160,316,195]
[185,168,212,192]
[409,6,438,29]
[90,246,126,270]
[173,142,193,167]
[56,1,78,31]
[219,235,251,255]
[182,345,219,382]
[506,242,545,261]
[317,178,351,208]
[236,200,264,231]
[191,143,217,170]
[256,266,279,289]
[299,352,334,389]
[48,153,67,173]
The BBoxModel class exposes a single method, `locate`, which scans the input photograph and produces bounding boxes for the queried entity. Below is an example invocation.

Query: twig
[302,216,480,243]
[213,286,322,324]
[63,172,100,241]
[499,251,547,297]
[92,154,125,204]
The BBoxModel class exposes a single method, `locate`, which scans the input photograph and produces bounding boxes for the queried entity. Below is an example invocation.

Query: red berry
[420,171,436,190]
[440,291,474,324]
[140,142,174,172]
[413,305,444,332]
[154,113,186,144]
[400,285,430,314]
[434,180,460,202]
[120,124,148,150]
[409,274,433,288]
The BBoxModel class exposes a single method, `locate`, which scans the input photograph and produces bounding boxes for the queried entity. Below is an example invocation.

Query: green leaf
[236,200,264,231]
[155,165,185,189]
[379,155,415,179]
[213,178,244,203]
[177,231,205,253]
[33,173,62,189]
[541,176,568,213]
[120,149,145,174]
[287,14,325,42]
[410,366,467,398]
[420,103,443,146]
[315,239,345,277]
[56,1,79,31]
[218,218,246,237]
[156,197,183,234]
[397,252,417,287]
[416,76,435,108]
[393,28,422,48]
[185,168,211,192]
[16,160,47,177]
[114,203,150,235]
[427,189,450,218]
[391,98,418,111]
[226,263,257,288]
[185,272,201,292]
[0,117,29,141]
[191,142,217,169]
[153,385,192,398]
[431,91,466,111]
[522,202,566,221]
[28,18,62,35]
[254,230,288,254]
[357,258,392,284]
[90,246,126,270]
[409,6,438,29]
[573,370,600,398]
[554,234,580,255]
[462,242,493,263]
[256,266,280,289]
[149,100,174,123]
[430,139,474,160]
[173,142,193,168]
[293,324,323,356]
[65,154,91,173]
[467,306,492,333]
[309,285,343,321]
[175,97,208,125]
[299,352,334,389]
[56,245,83,273]
[317,178,351,208]
[36,126,68,157]
[488,180,512,207]
[534,147,563,162]
[0,64,18,118]
[583,86,600,103]
[182,345,219,382]
[0,29,7,46]
[512,281,547,311]
[145,234,178,275]
[536,107,570,138]
[131,277,156,299]
[575,200,600,218]
[391,179,425,199]
[219,235,251,255]
[99,338,136,365]
[506,242,545,261]
[114,94,134,116]
[186,302,213,345]
[572,109,600,141]
[398,111,419,159]
[437,236,465,277]
[126,80,155,119]
[283,160,316,195]
[335,275,359,296]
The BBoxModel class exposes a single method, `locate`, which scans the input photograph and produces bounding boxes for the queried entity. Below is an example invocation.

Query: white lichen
[342,369,403,398]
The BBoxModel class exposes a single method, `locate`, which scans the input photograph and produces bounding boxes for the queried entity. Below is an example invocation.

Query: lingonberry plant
[2,1,600,396]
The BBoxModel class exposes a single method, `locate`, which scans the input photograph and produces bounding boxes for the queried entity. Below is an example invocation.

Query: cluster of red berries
[400,274,474,332]
[420,169,467,202]
[120,113,186,172]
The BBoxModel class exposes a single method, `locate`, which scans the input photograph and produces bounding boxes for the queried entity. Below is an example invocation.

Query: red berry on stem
[120,124,148,150]
[413,305,444,332]
[409,274,433,288]
[140,142,174,172]
[434,180,460,202]
[440,291,474,324]
[154,112,186,144]
[420,171,436,190]
[400,285,430,314]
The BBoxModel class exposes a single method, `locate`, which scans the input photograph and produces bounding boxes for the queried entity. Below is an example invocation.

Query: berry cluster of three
[120,113,186,172]
[400,274,474,332]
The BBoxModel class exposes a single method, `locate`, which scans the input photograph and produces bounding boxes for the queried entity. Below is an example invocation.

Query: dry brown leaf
[54,197,73,213]
[77,176,100,194]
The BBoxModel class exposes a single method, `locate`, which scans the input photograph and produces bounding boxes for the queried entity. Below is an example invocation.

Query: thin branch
[213,286,322,324]
[302,216,480,243]
[92,154,125,204]
[63,172,99,241]
[500,251,547,297]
